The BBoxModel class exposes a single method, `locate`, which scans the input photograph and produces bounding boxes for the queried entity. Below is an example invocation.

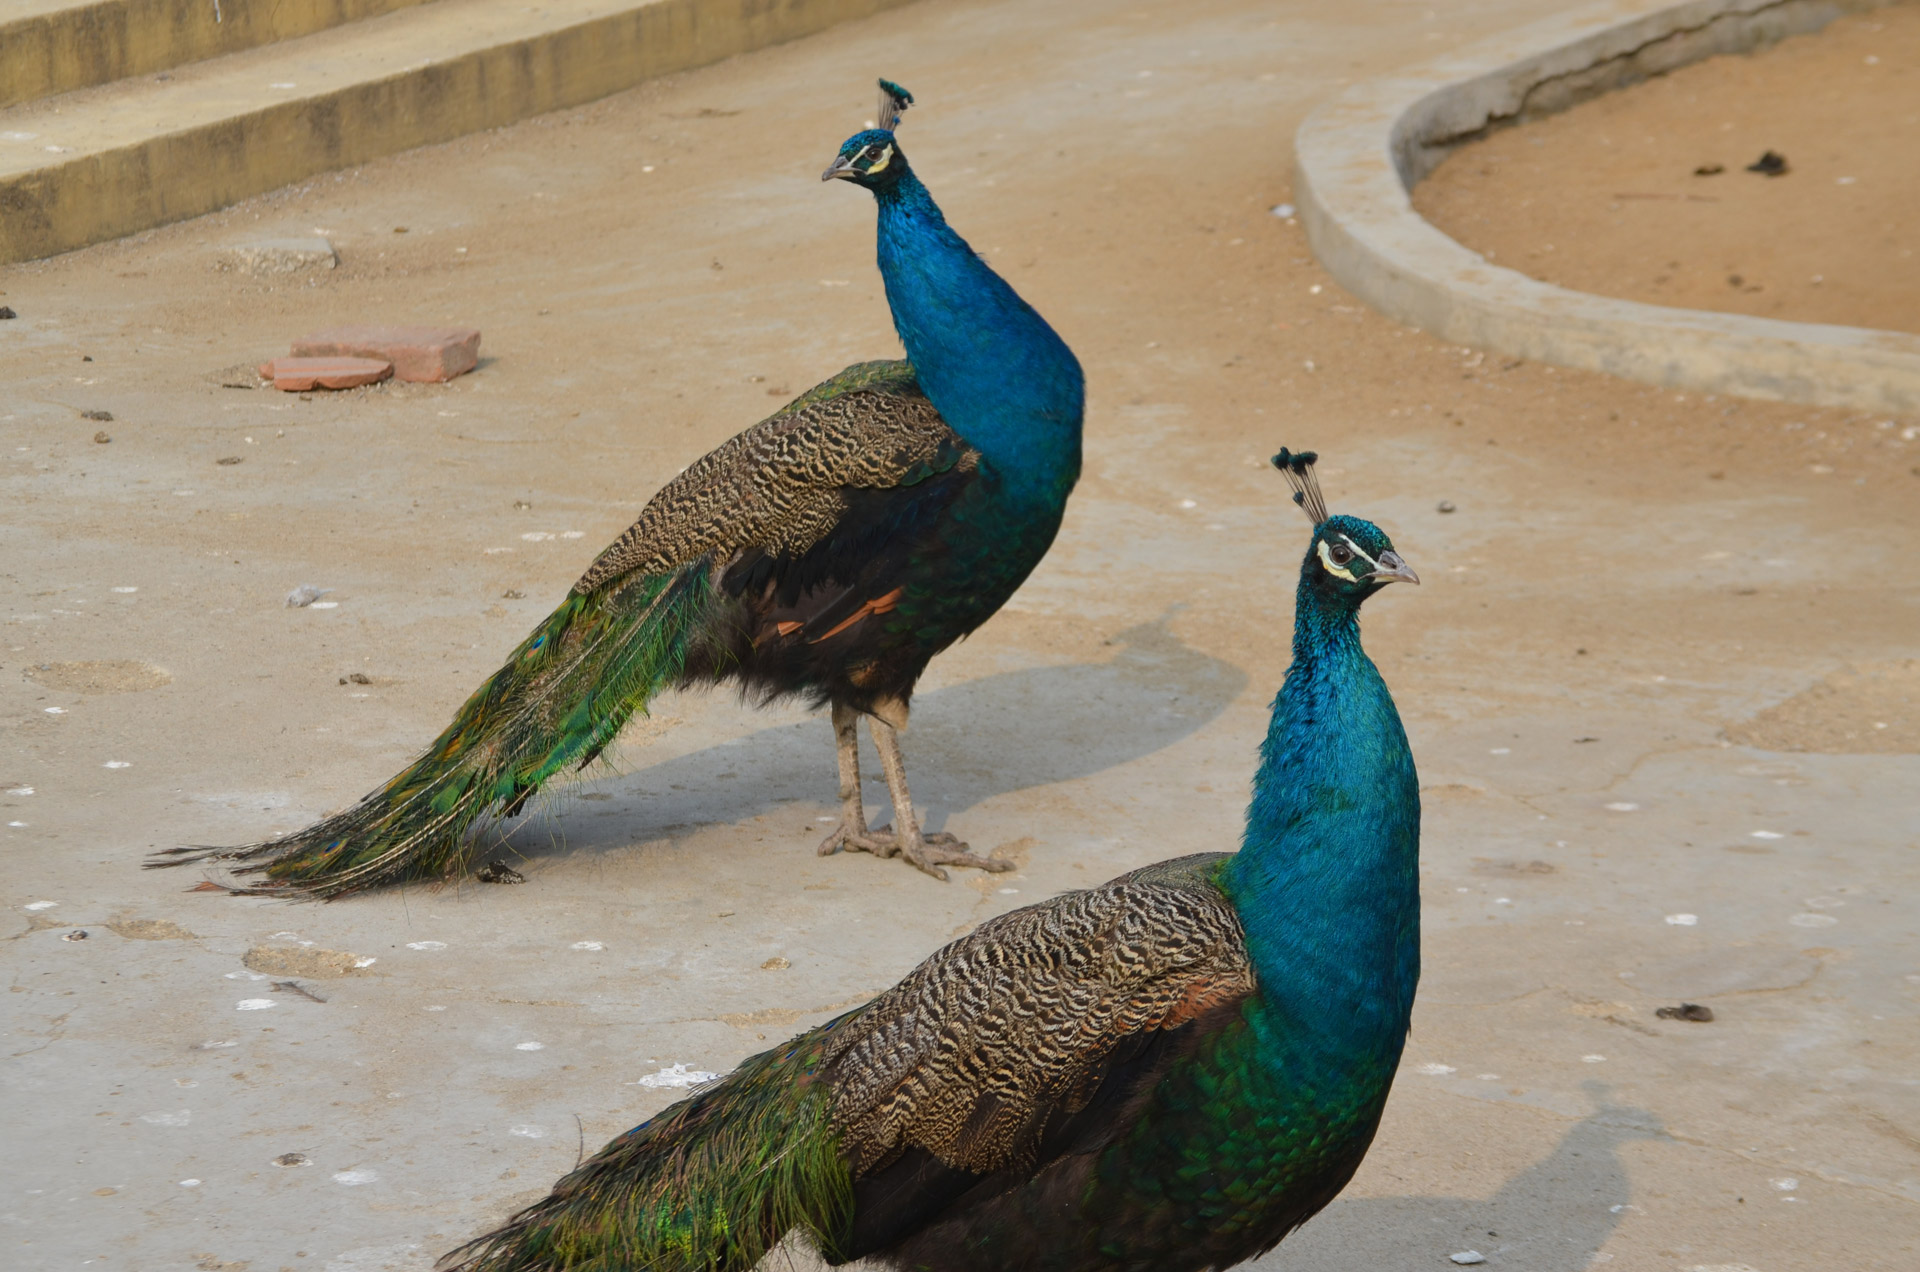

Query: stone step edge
[0,0,440,110]
[0,0,913,266]
[1291,0,1919,413]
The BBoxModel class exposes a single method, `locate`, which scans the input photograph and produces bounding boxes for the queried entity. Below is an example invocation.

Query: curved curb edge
[1293,0,1918,413]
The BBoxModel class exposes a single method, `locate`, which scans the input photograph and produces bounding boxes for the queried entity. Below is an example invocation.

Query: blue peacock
[440,450,1424,1272]
[151,80,1085,896]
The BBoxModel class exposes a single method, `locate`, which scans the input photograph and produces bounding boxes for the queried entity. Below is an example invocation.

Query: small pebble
[62,929,88,942]
[285,584,330,608]
[273,1152,311,1167]
[93,431,111,444]
[1450,1253,1486,1266]
[1270,202,1296,218]
[1436,500,1456,513]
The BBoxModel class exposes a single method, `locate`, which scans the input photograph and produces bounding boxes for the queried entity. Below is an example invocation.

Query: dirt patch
[23,660,171,694]
[241,945,374,978]
[106,918,199,941]
[1415,6,1920,334]
[1727,660,1920,754]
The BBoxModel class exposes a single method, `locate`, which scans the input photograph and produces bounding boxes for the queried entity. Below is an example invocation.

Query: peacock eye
[863,146,882,162]
[1328,543,1354,566]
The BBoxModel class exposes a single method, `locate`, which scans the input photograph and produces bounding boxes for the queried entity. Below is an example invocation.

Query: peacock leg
[865,711,1010,881]
[816,701,901,859]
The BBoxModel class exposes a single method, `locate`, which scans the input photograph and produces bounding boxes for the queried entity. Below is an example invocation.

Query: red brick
[290,325,481,383]
[259,356,394,391]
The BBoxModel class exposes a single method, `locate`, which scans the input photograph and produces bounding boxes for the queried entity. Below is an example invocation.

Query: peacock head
[1272,448,1419,603]
[822,79,914,189]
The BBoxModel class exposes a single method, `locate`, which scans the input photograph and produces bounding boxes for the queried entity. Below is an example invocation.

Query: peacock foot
[893,829,1013,882]
[816,821,1007,880]
[817,816,904,860]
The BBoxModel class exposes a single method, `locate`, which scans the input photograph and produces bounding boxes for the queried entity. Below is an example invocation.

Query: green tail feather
[444,1024,855,1272]
[151,565,715,898]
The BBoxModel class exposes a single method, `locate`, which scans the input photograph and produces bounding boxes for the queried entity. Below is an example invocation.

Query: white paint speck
[225,971,268,980]
[1416,1063,1455,1076]
[236,998,276,1011]
[998,888,1020,895]
[1450,1253,1486,1265]
[24,900,56,910]
[515,1041,544,1051]
[423,1005,447,1012]
[631,1063,719,1088]
[405,940,447,951]
[1604,802,1638,812]
[1773,1176,1799,1191]
[1476,1073,1500,1081]
[331,1169,379,1186]
[1789,913,1838,928]
[1750,830,1783,840]
[1488,747,1510,755]
[309,601,339,609]
[1178,499,1197,509]
[521,531,554,542]
[1494,897,1513,905]
[270,82,297,89]
[141,1110,190,1126]
[353,957,377,968]
[111,586,138,593]
[571,941,604,951]
[7,821,25,827]
[560,530,584,539]
[509,1125,546,1138]
[1665,914,1698,926]
[1582,1054,1607,1063]
[44,707,66,715]
[103,761,130,769]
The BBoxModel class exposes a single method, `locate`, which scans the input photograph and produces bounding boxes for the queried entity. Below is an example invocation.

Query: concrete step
[0,0,908,265]
[0,0,441,108]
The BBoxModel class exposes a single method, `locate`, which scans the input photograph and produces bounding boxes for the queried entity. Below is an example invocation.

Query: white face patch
[865,142,894,175]
[1317,534,1382,582]
[1316,539,1357,582]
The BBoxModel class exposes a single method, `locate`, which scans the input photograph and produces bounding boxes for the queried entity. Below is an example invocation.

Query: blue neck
[1222,577,1421,1063]
[873,171,1083,505]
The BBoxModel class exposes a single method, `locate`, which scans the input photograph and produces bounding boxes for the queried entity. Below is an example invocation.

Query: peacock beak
[1373,551,1419,585]
[822,154,859,182]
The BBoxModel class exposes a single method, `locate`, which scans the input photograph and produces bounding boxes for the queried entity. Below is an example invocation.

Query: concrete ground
[2,1,1916,1269]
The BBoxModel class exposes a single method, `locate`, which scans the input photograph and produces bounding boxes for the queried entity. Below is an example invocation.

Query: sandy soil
[1415,4,1920,334]
[2,1,1918,1270]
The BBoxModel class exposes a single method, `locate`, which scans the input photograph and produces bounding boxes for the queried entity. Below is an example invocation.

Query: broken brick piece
[290,325,480,383]
[259,356,394,391]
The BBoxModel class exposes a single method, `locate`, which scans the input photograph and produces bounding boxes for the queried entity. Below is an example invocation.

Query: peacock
[439,450,1423,1272]
[149,80,1085,896]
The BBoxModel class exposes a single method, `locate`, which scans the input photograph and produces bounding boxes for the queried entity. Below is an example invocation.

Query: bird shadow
[1257,1085,1668,1270]
[496,612,1249,863]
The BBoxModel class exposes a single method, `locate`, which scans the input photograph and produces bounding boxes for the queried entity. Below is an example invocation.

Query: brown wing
[571,361,973,595]
[823,853,1252,1178]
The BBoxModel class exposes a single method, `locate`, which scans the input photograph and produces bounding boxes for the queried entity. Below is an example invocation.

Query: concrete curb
[0,0,914,266]
[0,0,438,109]
[1292,0,1920,413]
